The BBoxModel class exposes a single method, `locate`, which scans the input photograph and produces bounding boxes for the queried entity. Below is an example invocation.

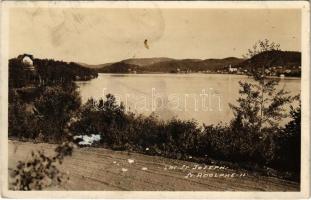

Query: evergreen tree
[230,39,294,135]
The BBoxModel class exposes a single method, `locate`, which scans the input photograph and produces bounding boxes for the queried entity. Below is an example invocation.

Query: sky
[9,8,301,64]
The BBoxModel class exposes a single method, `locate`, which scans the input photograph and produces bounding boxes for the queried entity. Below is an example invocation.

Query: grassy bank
[8,140,300,191]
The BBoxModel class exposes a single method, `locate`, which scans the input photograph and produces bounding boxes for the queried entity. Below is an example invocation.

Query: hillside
[237,51,300,67]
[91,50,302,75]
[122,57,174,67]
[234,50,301,77]
[98,61,143,73]
[237,50,300,68]
[9,140,299,191]
[97,57,244,73]
[78,62,113,69]
[145,57,244,73]
[80,57,174,69]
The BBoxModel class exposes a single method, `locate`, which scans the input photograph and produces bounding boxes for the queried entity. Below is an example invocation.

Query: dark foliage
[33,84,81,142]
[273,104,301,175]
[236,50,301,77]
[9,83,81,143]
[70,94,301,178]
[70,95,201,157]
[34,59,98,83]
[9,55,98,88]
[8,90,39,139]
[98,61,141,73]
[241,50,301,68]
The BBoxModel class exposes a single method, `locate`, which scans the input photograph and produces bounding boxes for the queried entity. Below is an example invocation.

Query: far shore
[92,72,302,80]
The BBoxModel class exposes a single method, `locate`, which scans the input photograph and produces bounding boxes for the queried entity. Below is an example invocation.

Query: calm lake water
[76,73,300,125]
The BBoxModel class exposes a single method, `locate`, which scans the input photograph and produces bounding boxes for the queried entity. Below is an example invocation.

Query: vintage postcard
[0,1,310,198]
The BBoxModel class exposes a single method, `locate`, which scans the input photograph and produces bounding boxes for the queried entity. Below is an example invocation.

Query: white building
[21,55,35,71]
[228,64,238,73]
[22,56,33,66]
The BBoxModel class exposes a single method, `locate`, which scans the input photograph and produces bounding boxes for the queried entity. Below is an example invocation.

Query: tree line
[9,55,98,88]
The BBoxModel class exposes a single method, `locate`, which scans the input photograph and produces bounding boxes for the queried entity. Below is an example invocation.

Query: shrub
[71,95,202,157]
[8,90,40,139]
[199,122,263,164]
[9,83,81,142]
[272,103,301,174]
[34,83,81,142]
[71,93,301,177]
[71,95,129,148]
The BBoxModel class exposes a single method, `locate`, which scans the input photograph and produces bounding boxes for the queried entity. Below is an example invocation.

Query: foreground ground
[8,140,299,191]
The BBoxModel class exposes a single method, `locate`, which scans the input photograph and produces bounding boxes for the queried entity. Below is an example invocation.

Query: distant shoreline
[94,72,301,80]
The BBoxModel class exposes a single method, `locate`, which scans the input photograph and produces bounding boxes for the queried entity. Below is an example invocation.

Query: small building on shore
[18,54,36,72]
[228,64,238,73]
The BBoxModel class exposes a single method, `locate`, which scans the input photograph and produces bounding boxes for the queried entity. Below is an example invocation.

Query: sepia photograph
[0,1,310,198]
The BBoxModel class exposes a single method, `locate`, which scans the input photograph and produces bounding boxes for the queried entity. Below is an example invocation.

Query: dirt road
[8,140,299,191]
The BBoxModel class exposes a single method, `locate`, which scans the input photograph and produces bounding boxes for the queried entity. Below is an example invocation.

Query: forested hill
[9,55,98,88]
[95,50,301,76]
[122,57,174,66]
[144,57,243,73]
[233,50,301,77]
[97,57,244,73]
[235,50,301,69]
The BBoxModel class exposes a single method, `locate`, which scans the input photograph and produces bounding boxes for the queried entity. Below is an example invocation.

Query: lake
[76,73,301,125]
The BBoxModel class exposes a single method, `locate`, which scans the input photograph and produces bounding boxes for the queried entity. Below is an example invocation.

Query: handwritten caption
[163,164,247,179]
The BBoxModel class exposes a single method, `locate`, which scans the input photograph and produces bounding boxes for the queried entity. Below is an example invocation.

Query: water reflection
[76,73,300,125]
